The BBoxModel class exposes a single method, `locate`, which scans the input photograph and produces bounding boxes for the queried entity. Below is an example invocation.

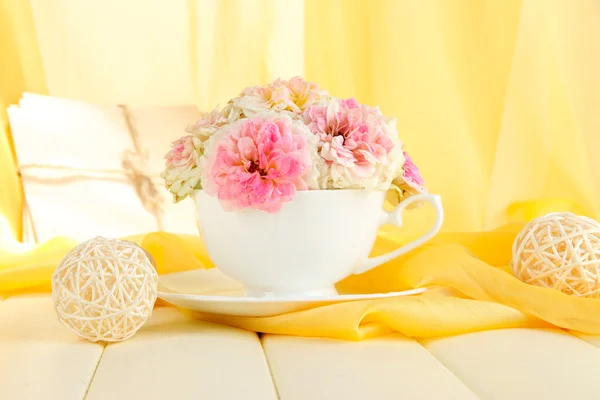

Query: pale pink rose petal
[237,136,258,161]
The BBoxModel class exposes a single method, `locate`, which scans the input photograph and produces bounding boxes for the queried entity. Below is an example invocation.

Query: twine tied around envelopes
[119,105,165,231]
[17,105,165,242]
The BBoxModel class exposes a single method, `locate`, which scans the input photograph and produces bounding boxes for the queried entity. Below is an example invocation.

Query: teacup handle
[353,194,444,275]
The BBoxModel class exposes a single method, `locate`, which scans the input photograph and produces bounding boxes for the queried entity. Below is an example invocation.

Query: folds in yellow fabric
[2,227,600,340]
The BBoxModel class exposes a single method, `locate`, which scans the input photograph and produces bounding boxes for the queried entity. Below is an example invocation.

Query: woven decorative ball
[511,212,600,298]
[52,236,159,342]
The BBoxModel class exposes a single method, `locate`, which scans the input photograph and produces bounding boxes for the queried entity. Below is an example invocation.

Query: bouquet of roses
[161,77,426,213]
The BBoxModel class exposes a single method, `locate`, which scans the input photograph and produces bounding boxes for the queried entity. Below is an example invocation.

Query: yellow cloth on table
[3,224,600,340]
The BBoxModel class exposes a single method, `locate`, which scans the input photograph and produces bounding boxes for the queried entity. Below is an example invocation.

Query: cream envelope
[8,94,201,243]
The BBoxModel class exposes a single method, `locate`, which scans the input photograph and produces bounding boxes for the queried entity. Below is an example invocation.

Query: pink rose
[303,97,403,189]
[388,151,427,208]
[402,151,425,190]
[285,76,329,111]
[201,115,319,213]
[231,77,329,119]
[185,107,228,141]
[161,135,202,202]
[165,137,193,168]
[393,151,426,197]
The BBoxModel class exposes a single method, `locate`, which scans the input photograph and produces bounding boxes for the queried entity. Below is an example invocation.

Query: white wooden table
[2,294,600,400]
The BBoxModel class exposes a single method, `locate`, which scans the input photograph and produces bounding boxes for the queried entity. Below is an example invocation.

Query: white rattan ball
[52,236,159,342]
[511,212,600,298]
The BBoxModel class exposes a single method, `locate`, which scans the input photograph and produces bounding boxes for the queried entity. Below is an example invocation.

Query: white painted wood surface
[569,332,600,348]
[2,296,600,400]
[262,334,478,400]
[86,307,277,400]
[0,295,103,400]
[421,328,600,400]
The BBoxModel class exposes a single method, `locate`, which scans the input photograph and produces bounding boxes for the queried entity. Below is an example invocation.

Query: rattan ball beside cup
[52,236,159,342]
[511,212,600,298]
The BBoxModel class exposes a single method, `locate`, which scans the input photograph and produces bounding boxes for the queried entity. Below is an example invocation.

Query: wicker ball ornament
[52,237,159,342]
[511,212,600,298]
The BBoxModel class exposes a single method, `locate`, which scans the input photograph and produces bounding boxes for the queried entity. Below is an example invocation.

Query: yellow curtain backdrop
[0,0,46,244]
[2,0,600,339]
[186,0,599,235]
[306,0,600,233]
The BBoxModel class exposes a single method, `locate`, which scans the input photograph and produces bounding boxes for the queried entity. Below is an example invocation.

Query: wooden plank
[421,328,600,400]
[262,334,478,400]
[0,295,104,400]
[85,307,278,400]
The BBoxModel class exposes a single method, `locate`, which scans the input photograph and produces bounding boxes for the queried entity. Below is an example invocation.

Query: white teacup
[193,190,443,297]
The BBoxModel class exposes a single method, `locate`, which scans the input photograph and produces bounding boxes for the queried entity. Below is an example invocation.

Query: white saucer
[157,269,427,317]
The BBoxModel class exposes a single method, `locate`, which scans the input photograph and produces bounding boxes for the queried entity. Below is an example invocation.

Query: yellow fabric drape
[2,0,600,340]
[5,227,600,340]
